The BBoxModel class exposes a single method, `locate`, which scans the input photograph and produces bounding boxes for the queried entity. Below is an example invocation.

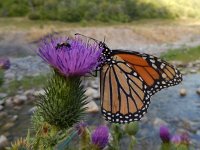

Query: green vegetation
[0,0,200,22]
[0,70,4,87]
[161,46,200,62]
[0,75,47,96]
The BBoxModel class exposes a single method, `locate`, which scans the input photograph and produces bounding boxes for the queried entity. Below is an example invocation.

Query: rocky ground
[0,20,200,149]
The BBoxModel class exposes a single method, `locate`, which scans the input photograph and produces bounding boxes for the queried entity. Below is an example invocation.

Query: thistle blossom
[91,125,109,149]
[75,122,87,135]
[171,134,181,145]
[0,58,10,70]
[159,125,171,143]
[37,35,103,76]
[180,132,190,145]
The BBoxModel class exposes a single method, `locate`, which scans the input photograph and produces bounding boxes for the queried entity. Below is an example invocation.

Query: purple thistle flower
[37,36,103,77]
[180,132,190,145]
[91,125,109,149]
[0,58,10,70]
[75,122,87,135]
[171,134,181,145]
[159,125,171,143]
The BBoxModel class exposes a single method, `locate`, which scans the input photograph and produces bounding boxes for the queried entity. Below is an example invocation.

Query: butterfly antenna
[103,36,106,43]
[75,33,99,43]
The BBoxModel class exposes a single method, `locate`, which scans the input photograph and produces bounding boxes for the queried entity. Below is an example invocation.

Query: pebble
[28,106,37,114]
[0,135,8,149]
[13,95,27,105]
[0,112,7,119]
[34,89,45,96]
[0,105,3,111]
[5,97,13,107]
[0,93,7,99]
[11,115,18,121]
[179,88,187,97]
[196,130,200,136]
[24,89,35,97]
[2,122,15,130]
[190,69,197,74]
[196,88,200,95]
[0,99,5,105]
[153,118,168,127]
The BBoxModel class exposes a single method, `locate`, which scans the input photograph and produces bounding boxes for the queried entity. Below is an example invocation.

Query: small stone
[11,115,18,121]
[0,135,8,149]
[196,130,200,136]
[141,116,148,123]
[14,106,22,110]
[196,88,200,95]
[5,72,15,80]
[2,122,15,130]
[13,98,24,105]
[13,95,27,105]
[85,98,99,113]
[5,97,13,107]
[190,69,197,74]
[0,93,7,99]
[0,105,3,111]
[0,99,5,105]
[179,88,187,97]
[153,118,168,127]
[28,106,37,114]
[0,112,7,119]
[17,95,27,101]
[24,89,35,96]
[34,89,45,96]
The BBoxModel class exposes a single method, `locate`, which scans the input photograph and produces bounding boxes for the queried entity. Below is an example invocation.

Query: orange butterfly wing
[100,50,182,123]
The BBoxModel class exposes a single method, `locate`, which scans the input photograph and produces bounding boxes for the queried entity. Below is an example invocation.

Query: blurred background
[0,0,200,149]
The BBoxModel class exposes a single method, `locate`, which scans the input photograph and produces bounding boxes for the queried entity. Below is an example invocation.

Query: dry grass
[1,18,200,46]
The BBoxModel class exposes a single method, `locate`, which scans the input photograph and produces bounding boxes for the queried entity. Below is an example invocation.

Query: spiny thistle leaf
[35,71,88,130]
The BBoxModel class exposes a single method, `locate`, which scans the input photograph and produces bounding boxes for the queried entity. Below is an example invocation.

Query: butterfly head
[99,41,112,60]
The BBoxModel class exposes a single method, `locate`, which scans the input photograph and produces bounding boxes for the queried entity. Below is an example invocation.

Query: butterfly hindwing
[100,55,151,123]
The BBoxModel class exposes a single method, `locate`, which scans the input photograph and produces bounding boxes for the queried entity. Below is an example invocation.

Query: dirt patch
[1,19,200,57]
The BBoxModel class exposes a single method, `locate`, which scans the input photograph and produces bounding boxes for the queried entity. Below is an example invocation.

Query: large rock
[85,97,99,113]
[85,87,99,99]
[0,135,8,149]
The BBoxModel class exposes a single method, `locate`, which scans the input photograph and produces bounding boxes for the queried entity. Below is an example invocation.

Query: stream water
[1,73,200,149]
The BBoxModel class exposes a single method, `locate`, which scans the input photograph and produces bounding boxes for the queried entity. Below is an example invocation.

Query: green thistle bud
[124,122,139,136]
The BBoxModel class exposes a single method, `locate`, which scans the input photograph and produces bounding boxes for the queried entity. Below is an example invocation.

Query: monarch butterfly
[75,34,183,124]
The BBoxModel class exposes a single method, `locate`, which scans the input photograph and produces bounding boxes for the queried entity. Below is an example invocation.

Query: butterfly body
[98,43,182,124]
